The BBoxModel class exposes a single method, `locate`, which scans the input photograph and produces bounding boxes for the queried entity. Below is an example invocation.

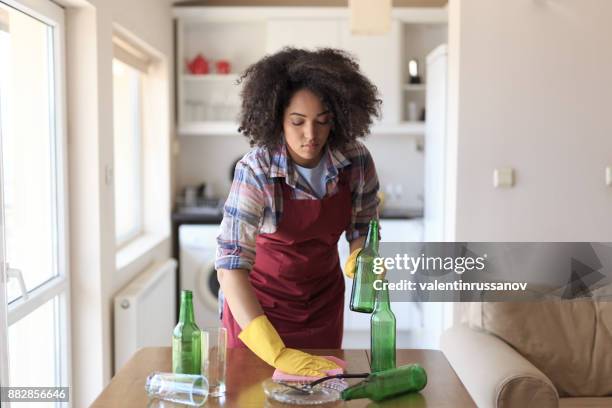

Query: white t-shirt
[294,157,328,199]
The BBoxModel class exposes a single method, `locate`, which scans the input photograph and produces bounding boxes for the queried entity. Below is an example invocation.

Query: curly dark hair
[237,47,382,149]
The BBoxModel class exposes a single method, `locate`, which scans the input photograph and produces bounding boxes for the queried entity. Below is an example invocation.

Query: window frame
[0,0,71,403]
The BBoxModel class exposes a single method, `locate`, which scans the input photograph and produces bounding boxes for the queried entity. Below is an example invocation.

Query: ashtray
[261,378,347,405]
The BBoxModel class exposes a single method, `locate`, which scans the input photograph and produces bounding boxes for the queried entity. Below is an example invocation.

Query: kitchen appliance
[179,225,222,329]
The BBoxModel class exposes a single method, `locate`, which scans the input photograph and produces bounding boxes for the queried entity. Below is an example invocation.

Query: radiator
[113,258,177,372]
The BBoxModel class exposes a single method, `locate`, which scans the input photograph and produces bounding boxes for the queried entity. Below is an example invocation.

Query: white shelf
[174,6,447,24]
[183,74,240,82]
[179,121,425,136]
[403,83,427,91]
[371,122,425,135]
[179,121,240,136]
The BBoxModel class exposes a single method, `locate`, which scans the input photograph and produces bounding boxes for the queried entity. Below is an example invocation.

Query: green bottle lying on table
[340,364,427,402]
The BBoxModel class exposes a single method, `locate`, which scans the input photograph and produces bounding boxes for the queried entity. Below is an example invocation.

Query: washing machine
[179,224,223,329]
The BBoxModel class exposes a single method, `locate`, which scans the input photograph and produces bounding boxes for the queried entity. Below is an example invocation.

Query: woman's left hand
[343,249,361,279]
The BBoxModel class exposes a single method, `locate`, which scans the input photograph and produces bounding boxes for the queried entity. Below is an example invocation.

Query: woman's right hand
[218,269,339,376]
[239,315,340,377]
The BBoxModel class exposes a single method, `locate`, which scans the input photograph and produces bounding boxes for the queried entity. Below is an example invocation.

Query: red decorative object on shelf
[216,60,231,74]
[186,54,209,75]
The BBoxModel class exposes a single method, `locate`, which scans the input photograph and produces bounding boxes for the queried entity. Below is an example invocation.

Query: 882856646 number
[1,387,69,402]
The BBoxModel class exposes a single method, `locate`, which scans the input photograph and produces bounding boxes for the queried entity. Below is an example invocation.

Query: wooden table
[91,348,475,407]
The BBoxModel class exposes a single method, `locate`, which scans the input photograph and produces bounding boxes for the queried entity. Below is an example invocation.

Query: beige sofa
[441,300,612,408]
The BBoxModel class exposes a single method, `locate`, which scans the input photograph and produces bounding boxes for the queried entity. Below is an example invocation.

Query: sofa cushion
[465,290,612,397]
[559,398,612,408]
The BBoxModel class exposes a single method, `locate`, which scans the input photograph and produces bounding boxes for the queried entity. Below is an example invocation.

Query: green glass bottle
[371,279,396,372]
[350,219,380,313]
[172,290,202,375]
[340,364,428,402]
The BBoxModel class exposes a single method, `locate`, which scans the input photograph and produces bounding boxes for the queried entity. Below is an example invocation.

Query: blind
[112,33,151,73]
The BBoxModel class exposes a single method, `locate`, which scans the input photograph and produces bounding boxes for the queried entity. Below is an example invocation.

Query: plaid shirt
[215,140,379,271]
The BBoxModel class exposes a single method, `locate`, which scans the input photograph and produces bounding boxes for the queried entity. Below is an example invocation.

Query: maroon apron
[222,171,351,349]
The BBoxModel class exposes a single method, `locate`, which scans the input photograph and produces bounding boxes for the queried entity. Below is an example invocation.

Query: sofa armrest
[441,325,559,408]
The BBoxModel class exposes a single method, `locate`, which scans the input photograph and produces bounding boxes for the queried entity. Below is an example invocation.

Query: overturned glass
[145,372,208,407]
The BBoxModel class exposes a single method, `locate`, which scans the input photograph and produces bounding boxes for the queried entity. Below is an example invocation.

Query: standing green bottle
[371,279,396,372]
[349,219,380,313]
[341,364,427,401]
[172,290,201,375]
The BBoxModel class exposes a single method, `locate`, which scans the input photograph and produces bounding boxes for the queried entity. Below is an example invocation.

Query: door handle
[6,264,28,300]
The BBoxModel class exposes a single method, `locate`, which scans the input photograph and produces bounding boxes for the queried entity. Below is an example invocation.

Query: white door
[0,0,70,406]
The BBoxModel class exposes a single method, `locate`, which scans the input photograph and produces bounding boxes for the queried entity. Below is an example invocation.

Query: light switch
[606,166,612,187]
[493,168,514,188]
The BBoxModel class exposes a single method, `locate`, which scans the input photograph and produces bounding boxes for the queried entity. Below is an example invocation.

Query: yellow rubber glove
[344,248,386,279]
[344,249,361,279]
[238,315,340,377]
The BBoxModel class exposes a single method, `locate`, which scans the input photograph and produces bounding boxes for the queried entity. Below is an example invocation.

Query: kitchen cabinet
[267,18,403,126]
[173,6,447,136]
[340,20,402,125]
[176,19,266,133]
[340,218,424,333]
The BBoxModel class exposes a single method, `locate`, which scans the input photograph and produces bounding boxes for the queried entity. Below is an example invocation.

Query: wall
[448,0,612,241]
[63,0,173,406]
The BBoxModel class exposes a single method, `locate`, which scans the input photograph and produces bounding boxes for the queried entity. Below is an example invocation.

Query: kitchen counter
[91,347,475,407]
[171,206,422,225]
[171,207,424,321]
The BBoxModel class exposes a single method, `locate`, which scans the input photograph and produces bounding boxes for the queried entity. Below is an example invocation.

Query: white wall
[63,0,173,406]
[448,0,612,241]
[178,136,251,199]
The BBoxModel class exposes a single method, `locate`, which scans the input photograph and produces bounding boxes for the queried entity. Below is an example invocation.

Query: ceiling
[174,0,448,7]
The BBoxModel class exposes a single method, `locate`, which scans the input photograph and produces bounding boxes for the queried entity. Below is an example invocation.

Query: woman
[216,47,381,377]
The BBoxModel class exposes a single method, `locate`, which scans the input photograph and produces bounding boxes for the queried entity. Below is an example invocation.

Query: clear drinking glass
[201,327,227,397]
[145,372,208,406]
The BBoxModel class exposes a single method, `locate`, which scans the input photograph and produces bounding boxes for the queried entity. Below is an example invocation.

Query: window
[112,35,151,247]
[113,58,144,245]
[0,0,70,400]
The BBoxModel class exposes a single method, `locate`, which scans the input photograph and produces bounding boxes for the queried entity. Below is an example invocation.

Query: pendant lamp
[349,0,392,35]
